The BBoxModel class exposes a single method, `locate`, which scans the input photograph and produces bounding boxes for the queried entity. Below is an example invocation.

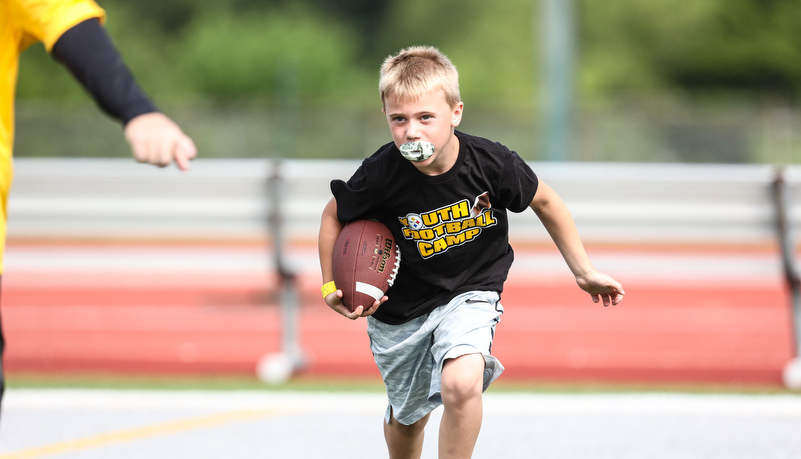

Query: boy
[318,46,624,459]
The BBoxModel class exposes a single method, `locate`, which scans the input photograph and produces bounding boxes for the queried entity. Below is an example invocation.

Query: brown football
[332,220,400,312]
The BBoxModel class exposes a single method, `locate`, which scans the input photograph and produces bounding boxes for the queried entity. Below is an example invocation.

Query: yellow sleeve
[11,0,106,51]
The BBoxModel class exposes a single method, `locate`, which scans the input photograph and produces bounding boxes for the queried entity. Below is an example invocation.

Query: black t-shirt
[331,130,538,324]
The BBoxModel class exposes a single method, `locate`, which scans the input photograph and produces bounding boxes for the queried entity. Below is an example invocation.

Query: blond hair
[379,46,461,108]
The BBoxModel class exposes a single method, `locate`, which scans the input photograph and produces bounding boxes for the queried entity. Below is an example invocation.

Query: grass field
[6,371,797,399]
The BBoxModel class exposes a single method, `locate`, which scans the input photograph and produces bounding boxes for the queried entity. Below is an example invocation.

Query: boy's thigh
[368,314,438,425]
[429,292,504,402]
[430,291,503,365]
[367,291,503,424]
[368,290,502,374]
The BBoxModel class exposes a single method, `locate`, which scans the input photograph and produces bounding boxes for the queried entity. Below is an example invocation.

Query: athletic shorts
[367,290,504,426]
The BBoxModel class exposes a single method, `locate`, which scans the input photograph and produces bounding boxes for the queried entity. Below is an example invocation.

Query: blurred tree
[15,0,178,103]
[378,0,539,106]
[108,0,196,33]
[13,0,801,163]
[578,0,801,99]
[665,0,801,96]
[16,0,801,110]
[300,0,390,62]
[171,5,372,102]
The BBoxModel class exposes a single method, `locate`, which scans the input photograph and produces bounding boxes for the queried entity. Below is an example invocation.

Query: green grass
[489,378,797,395]
[7,372,797,395]
[6,372,386,392]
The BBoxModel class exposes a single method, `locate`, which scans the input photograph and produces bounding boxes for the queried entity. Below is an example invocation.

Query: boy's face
[383,89,463,172]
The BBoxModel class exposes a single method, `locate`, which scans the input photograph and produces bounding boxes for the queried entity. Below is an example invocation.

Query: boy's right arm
[318,198,384,319]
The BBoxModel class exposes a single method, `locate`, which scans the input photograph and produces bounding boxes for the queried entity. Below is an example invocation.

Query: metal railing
[771,167,801,389]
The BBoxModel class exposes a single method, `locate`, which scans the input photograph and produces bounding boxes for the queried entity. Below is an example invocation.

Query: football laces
[387,244,401,287]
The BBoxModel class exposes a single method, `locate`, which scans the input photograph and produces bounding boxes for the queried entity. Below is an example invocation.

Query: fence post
[772,166,801,389]
[257,159,306,383]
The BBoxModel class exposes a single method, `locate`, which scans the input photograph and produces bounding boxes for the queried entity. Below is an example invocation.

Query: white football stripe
[356,282,383,301]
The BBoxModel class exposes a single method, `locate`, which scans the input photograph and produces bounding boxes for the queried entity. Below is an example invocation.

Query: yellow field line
[0,407,287,459]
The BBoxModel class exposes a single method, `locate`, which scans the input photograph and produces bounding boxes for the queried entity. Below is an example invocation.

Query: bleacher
[7,159,797,248]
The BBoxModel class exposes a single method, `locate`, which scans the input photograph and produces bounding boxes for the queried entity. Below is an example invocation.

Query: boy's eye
[393,116,405,122]
[420,115,432,121]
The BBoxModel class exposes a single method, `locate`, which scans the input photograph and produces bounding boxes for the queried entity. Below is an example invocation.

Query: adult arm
[51,18,196,170]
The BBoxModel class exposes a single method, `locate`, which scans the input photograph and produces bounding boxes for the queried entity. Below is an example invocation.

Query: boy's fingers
[348,305,364,320]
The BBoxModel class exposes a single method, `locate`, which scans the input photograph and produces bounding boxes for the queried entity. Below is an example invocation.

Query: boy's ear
[451,101,464,127]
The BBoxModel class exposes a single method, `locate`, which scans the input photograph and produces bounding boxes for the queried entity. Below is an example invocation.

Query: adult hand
[124,112,197,171]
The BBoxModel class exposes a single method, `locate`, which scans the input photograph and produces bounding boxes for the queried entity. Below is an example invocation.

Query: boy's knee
[441,354,484,405]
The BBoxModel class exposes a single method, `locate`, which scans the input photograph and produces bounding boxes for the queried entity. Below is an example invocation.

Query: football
[332,220,400,312]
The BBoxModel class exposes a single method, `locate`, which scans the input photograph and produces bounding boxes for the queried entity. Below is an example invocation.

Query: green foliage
[172,5,372,103]
[7,372,387,392]
[377,0,538,106]
[578,0,801,98]
[16,1,374,105]
[15,45,92,102]
[579,0,721,95]
[13,0,801,163]
[18,0,801,104]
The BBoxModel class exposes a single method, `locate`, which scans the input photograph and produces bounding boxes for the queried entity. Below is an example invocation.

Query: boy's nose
[405,122,420,140]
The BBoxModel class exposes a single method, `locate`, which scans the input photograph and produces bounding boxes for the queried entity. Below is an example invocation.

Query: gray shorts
[367,291,504,426]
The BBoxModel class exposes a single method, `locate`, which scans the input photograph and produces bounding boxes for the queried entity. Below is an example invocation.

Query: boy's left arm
[318,198,385,319]
[529,180,625,306]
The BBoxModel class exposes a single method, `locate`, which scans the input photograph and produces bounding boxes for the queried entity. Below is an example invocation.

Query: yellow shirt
[0,0,105,272]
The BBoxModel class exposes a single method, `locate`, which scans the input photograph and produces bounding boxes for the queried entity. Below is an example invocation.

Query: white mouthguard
[399,141,435,162]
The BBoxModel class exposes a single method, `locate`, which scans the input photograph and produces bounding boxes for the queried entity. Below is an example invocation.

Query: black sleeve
[330,171,375,223]
[498,150,539,213]
[330,145,396,223]
[51,18,157,125]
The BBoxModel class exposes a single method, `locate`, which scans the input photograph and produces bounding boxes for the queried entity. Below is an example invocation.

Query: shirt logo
[399,194,496,259]
[406,213,424,231]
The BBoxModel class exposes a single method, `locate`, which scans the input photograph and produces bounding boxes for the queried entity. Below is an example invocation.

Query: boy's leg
[438,353,485,459]
[368,291,503,458]
[367,314,439,457]
[430,292,504,458]
[384,410,431,459]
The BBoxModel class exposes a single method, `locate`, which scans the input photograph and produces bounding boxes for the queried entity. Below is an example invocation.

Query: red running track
[1,243,796,386]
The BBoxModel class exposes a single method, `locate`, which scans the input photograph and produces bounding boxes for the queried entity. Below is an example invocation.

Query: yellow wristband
[321,281,337,298]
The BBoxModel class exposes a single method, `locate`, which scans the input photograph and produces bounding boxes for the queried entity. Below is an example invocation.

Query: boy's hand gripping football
[575,271,625,307]
[323,288,386,320]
